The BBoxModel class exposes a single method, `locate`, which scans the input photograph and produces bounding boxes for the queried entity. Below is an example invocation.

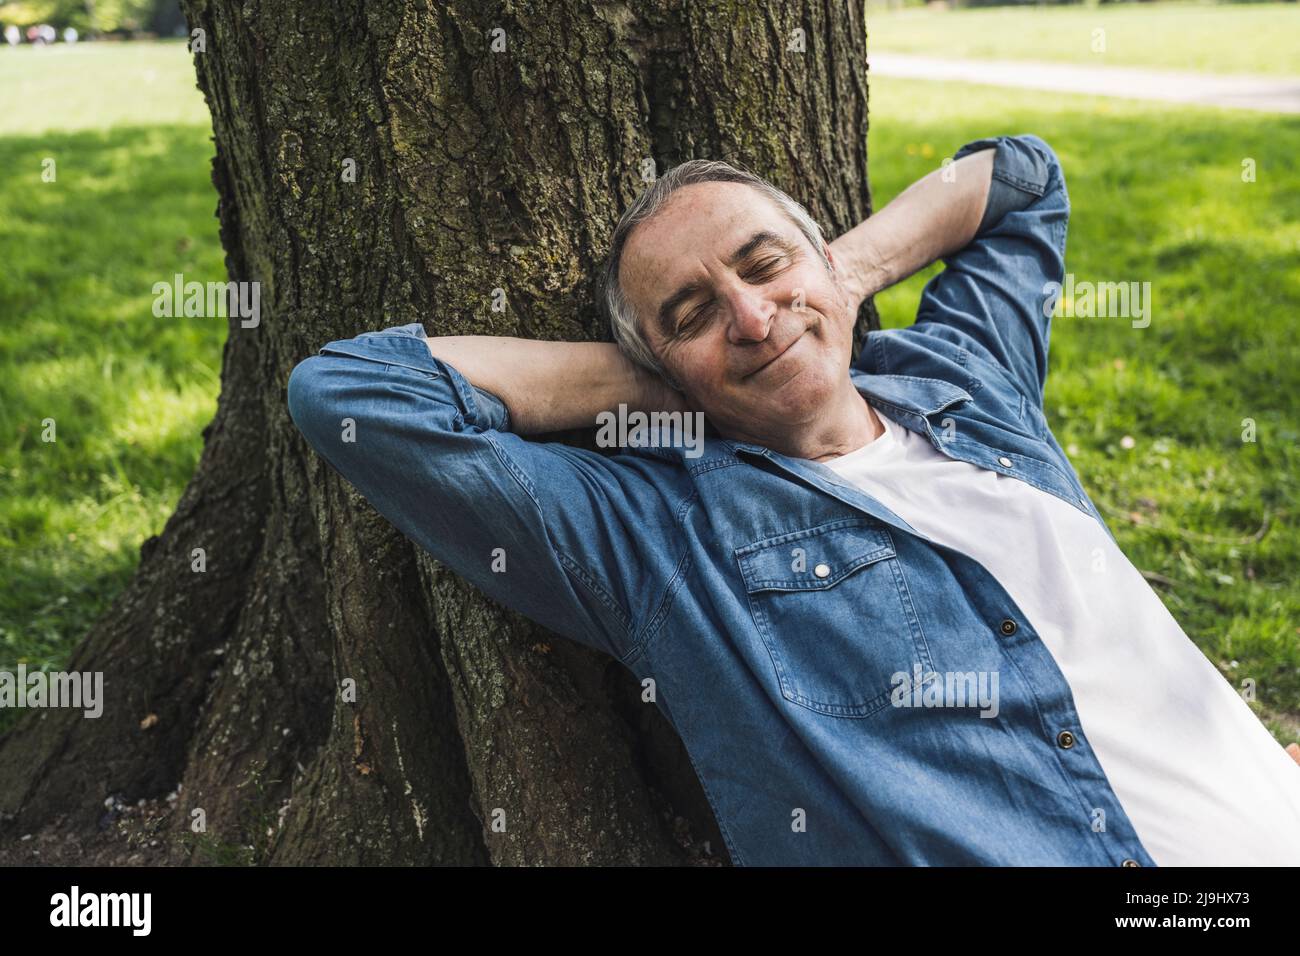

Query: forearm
[423,335,676,435]
[830,146,995,307]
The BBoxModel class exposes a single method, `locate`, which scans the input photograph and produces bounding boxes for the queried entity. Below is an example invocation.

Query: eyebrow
[655,229,801,337]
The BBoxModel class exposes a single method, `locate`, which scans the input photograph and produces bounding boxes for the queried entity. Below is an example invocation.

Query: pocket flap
[736,519,896,593]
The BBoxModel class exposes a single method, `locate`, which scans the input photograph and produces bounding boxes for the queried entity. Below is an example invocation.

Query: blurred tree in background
[0,0,184,35]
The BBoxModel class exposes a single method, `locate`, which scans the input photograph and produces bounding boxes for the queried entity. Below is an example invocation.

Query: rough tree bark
[0,0,879,865]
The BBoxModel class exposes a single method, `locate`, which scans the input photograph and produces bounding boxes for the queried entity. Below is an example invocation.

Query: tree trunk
[0,0,878,865]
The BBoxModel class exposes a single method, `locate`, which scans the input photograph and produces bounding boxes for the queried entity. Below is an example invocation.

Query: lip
[744,332,804,379]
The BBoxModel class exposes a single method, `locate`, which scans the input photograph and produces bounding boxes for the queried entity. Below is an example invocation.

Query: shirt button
[998,456,1013,468]
[814,563,831,578]
[1121,859,1141,867]
[999,618,1017,636]
[1057,730,1076,749]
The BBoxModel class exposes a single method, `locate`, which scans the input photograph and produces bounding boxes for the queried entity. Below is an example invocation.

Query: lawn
[2,38,1299,747]
[0,41,225,738]
[867,1,1300,75]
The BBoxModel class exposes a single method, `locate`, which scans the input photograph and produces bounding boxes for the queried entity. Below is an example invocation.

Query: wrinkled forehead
[619,180,806,334]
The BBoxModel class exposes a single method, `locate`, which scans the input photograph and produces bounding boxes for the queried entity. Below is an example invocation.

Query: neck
[730,383,883,462]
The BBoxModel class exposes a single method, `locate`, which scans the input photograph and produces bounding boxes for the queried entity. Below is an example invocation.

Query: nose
[725,284,775,344]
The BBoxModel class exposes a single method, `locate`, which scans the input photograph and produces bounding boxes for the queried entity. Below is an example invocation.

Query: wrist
[830,229,889,307]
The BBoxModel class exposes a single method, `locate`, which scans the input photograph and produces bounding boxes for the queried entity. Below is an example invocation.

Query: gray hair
[599,159,831,391]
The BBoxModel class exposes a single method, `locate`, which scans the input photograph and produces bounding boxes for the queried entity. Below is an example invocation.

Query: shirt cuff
[953,135,1052,237]
[316,322,513,432]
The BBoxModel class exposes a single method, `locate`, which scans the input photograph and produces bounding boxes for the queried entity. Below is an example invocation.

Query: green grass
[867,1,1300,75]
[868,77,1300,743]
[0,42,223,735]
[2,39,1299,750]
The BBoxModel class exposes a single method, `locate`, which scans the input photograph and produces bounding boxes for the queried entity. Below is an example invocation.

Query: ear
[823,242,837,273]
[823,243,847,298]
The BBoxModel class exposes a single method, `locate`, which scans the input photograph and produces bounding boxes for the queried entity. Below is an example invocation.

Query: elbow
[1013,133,1066,197]
[287,354,343,453]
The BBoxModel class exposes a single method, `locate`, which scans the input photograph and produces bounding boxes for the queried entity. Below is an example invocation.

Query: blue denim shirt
[288,134,1158,866]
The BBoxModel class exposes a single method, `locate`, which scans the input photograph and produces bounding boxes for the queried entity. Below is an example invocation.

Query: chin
[766,360,840,418]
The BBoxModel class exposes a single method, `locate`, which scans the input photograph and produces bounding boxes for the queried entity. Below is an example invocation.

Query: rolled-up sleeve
[957,134,1055,236]
[913,133,1070,407]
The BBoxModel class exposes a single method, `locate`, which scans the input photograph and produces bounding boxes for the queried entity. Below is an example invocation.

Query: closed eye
[677,302,715,335]
[675,254,792,335]
[744,255,789,281]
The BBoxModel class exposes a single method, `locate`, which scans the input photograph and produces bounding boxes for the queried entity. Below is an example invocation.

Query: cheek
[805,328,850,379]
[678,349,725,392]
[790,282,832,319]
[657,340,710,391]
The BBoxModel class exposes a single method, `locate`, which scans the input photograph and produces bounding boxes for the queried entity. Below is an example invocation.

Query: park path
[868,52,1300,114]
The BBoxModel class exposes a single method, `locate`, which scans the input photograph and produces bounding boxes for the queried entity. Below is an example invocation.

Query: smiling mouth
[745,332,804,379]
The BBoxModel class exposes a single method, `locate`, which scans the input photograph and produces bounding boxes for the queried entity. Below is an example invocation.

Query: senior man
[287,134,1300,866]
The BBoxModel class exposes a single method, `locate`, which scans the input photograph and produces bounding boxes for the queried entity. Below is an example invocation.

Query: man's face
[620,181,855,444]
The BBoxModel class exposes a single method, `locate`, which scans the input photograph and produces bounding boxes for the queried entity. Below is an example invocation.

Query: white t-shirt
[821,401,1300,866]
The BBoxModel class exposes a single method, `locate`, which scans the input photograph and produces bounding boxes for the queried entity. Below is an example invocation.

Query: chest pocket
[735,518,936,718]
